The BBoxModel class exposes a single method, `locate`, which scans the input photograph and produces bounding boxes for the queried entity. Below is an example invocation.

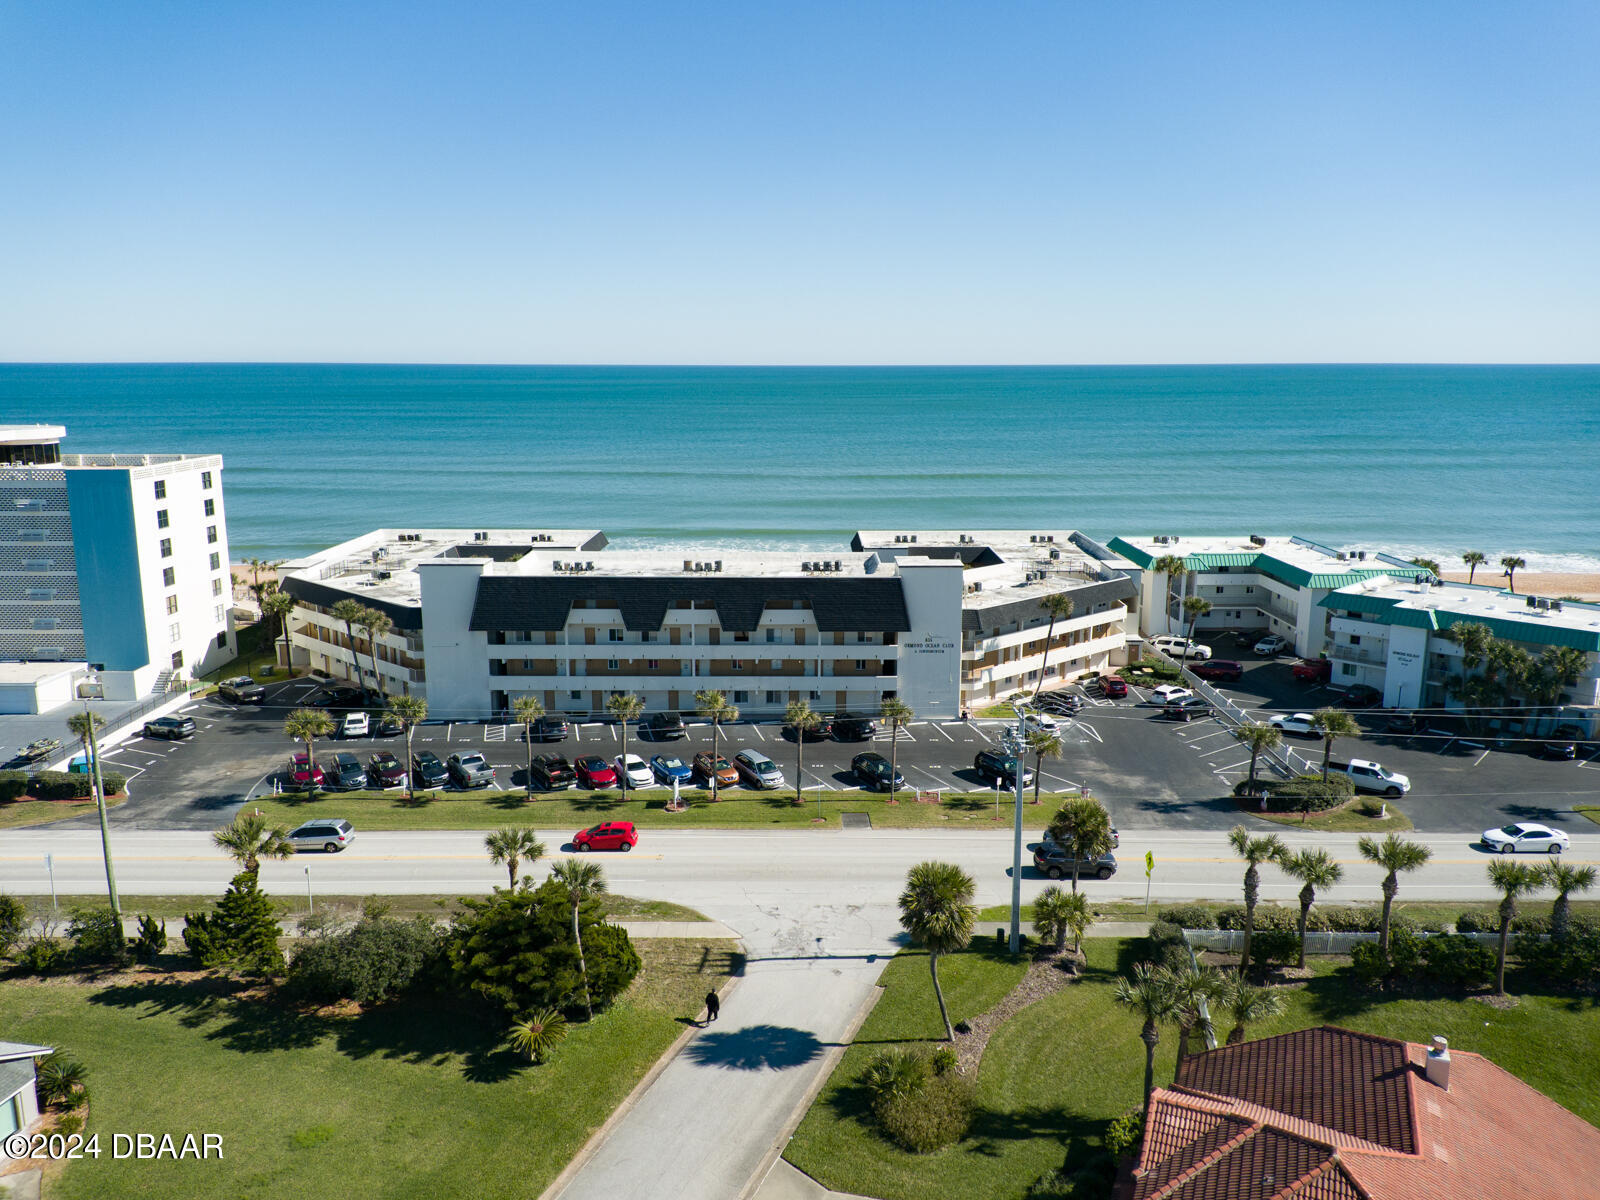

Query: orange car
[692,752,739,788]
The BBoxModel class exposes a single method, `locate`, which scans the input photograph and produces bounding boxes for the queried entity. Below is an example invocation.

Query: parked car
[974,749,1032,788]
[1150,635,1212,660]
[529,753,577,790]
[308,684,368,710]
[375,713,405,737]
[851,752,905,792]
[530,715,570,742]
[1254,634,1290,656]
[1035,690,1084,714]
[447,752,496,789]
[1190,660,1242,682]
[572,821,638,852]
[1269,711,1319,737]
[287,818,355,853]
[1341,684,1382,708]
[1332,759,1410,796]
[288,752,324,788]
[1536,738,1578,761]
[650,754,694,786]
[788,716,834,742]
[1021,710,1061,735]
[1162,696,1211,722]
[340,712,370,739]
[325,752,368,791]
[574,755,618,789]
[411,750,449,789]
[1385,714,1424,736]
[1148,685,1193,706]
[613,754,653,789]
[1032,843,1117,881]
[1292,658,1333,682]
[830,716,877,741]
[366,751,407,788]
[645,712,686,740]
[1480,823,1568,854]
[692,753,739,789]
[733,749,785,789]
[144,716,196,740]
[217,676,265,704]
[1099,676,1128,699]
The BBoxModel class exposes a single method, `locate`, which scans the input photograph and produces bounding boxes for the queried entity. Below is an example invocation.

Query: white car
[613,754,653,790]
[1148,685,1193,706]
[1021,711,1062,735]
[1254,634,1290,656]
[1269,711,1318,737]
[340,711,369,738]
[1343,759,1410,796]
[1480,823,1569,854]
[1149,635,1212,660]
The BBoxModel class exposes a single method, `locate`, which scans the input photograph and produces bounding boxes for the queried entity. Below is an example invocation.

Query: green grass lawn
[0,793,126,830]
[9,937,739,1200]
[245,788,1065,831]
[1575,805,1600,827]
[785,937,1600,1200]
[23,893,708,924]
[976,898,1600,929]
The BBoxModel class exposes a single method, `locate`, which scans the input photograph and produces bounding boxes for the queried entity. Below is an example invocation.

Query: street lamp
[1008,698,1028,955]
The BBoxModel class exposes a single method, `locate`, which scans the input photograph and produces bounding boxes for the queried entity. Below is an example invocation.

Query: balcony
[1329,643,1388,667]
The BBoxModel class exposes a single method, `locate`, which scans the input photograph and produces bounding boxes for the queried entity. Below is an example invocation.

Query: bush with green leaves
[1512,913,1551,936]
[1216,905,1298,932]
[36,1051,88,1108]
[1419,934,1495,989]
[861,1048,930,1108]
[183,871,284,975]
[284,917,442,1005]
[26,771,128,800]
[875,1065,975,1154]
[16,937,66,975]
[929,1047,958,1076]
[130,914,167,963]
[507,1009,569,1063]
[1156,905,1215,930]
[1263,774,1354,814]
[1516,921,1600,989]
[68,905,129,967]
[0,894,25,956]
[1105,1107,1145,1159]
[0,770,28,803]
[1145,920,1190,971]
[1455,910,1490,933]
[1248,929,1300,968]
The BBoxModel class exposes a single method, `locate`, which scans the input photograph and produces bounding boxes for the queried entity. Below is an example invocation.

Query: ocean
[3,363,1597,570]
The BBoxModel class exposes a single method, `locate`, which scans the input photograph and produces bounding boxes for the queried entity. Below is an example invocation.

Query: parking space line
[1039,770,1080,790]
[932,724,955,741]
[1473,748,1491,766]
[750,726,764,741]
[1436,737,1457,755]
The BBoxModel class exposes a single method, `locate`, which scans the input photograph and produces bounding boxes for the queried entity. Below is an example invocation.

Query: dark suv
[974,749,1033,788]
[326,752,369,791]
[143,716,196,740]
[411,751,449,789]
[645,712,686,740]
[831,716,878,741]
[1162,696,1211,722]
[217,676,266,704]
[789,715,834,742]
[1032,843,1117,881]
[851,752,905,792]
[530,716,570,742]
[530,754,577,789]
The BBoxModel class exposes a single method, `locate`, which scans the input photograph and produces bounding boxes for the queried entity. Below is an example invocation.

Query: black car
[326,752,369,791]
[831,716,878,741]
[308,684,371,711]
[1034,690,1084,715]
[790,715,834,742]
[1536,739,1578,761]
[143,716,196,740]
[645,712,686,740]
[1162,697,1211,722]
[1032,843,1117,881]
[530,753,577,789]
[367,751,407,788]
[851,752,905,792]
[1341,684,1383,709]
[216,676,266,704]
[1385,714,1424,736]
[411,750,449,789]
[974,749,1033,788]
[530,715,570,742]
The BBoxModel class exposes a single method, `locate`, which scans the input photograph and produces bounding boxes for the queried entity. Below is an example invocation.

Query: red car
[288,752,324,788]
[1293,659,1333,682]
[573,821,638,852]
[574,754,618,789]
[1191,660,1243,682]
[1100,676,1128,698]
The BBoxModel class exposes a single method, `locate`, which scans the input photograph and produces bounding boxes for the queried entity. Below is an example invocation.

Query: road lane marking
[932,724,955,741]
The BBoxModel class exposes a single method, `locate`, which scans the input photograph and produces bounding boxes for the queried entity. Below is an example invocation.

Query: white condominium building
[0,424,235,709]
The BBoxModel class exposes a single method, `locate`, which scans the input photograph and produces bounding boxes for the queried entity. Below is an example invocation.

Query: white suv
[1149,635,1211,660]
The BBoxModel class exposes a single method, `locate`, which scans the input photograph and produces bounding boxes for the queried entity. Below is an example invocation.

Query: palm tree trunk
[619,720,629,796]
[405,727,415,801]
[507,859,518,889]
[1055,923,1066,954]
[930,951,953,1041]
[1553,893,1571,942]
[1226,1023,1245,1045]
[1496,910,1511,995]
[1034,615,1057,697]
[1070,855,1081,894]
[1031,755,1041,805]
[1297,888,1313,969]
[1240,868,1258,975]
[1177,1020,1191,1063]
[1379,875,1397,957]
[1321,736,1333,781]
[796,733,804,806]
[573,899,593,1019]
[1141,1023,1158,1100]
[889,725,900,798]
[1246,747,1259,791]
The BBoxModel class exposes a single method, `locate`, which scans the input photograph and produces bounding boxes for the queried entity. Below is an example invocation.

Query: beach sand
[1439,571,1600,603]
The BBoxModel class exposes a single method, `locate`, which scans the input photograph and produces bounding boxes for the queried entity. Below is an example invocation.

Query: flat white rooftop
[0,424,65,446]
[1112,533,1416,576]
[0,662,83,684]
[1332,576,1600,635]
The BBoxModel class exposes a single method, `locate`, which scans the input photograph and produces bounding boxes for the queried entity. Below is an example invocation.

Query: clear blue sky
[2,2,1596,363]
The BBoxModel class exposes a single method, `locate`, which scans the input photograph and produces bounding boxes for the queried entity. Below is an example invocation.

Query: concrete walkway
[21,914,737,941]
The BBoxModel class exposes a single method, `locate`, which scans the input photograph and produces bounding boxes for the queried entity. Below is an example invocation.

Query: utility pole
[1008,699,1027,955]
[83,704,121,919]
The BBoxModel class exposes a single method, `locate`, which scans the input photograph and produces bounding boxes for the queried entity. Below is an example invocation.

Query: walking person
[704,990,720,1023]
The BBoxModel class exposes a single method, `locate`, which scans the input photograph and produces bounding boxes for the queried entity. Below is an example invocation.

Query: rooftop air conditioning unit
[1538,598,1551,611]
[1049,548,1061,560]
[1046,535,1055,543]
[1030,535,1038,543]
[684,559,694,572]
[373,570,391,581]
[972,582,982,592]
[1249,534,1266,547]
[833,560,841,571]
[586,561,595,571]
[802,562,812,572]
[1527,596,1539,608]
[909,535,917,543]
[714,560,722,572]
[1552,600,1564,612]
[1358,551,1367,560]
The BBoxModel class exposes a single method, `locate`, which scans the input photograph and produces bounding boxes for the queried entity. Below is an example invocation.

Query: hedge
[27,771,128,800]
[0,771,28,803]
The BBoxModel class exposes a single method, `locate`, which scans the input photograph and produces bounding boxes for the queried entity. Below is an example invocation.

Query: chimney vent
[1425,1036,1451,1091]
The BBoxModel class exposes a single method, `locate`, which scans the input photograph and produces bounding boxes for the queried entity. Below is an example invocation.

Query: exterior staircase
[150,669,175,694]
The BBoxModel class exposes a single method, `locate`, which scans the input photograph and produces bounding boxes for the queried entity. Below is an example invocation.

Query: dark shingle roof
[961,575,1137,636]
[1175,1027,1416,1154]
[280,577,423,631]
[468,576,911,634]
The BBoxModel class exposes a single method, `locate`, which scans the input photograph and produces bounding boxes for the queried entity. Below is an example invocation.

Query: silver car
[733,749,785,789]
[287,819,355,853]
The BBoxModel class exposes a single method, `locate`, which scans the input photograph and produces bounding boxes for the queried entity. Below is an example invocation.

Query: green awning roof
[1319,590,1600,651]
[1108,539,1422,589]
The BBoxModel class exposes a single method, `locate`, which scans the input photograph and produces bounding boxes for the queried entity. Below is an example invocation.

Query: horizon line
[3,360,1599,369]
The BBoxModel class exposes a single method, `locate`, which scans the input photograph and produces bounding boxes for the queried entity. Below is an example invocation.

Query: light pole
[83,702,121,920]
[1008,698,1028,956]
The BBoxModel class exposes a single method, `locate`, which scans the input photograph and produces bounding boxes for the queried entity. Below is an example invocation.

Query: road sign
[1145,850,1155,876]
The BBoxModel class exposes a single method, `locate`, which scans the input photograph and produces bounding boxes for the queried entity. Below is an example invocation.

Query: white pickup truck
[1335,759,1411,797]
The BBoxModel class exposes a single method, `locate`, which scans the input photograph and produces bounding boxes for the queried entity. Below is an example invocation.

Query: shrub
[862,1049,930,1109]
[1309,906,1381,933]
[1350,940,1388,987]
[36,1051,88,1108]
[1157,905,1216,930]
[1264,774,1354,814]
[1249,929,1300,968]
[1516,923,1600,989]
[1512,913,1551,936]
[130,914,167,963]
[56,1112,85,1136]
[1105,1107,1145,1159]
[0,894,25,956]
[0,770,28,803]
[24,770,126,800]
[183,871,285,976]
[68,906,129,967]
[15,937,65,975]
[1455,911,1490,933]
[930,1047,958,1076]
[876,1067,975,1153]
[507,1009,568,1064]
[1145,920,1189,970]
[1217,905,1297,932]
[1420,935,1494,989]
[284,917,442,1005]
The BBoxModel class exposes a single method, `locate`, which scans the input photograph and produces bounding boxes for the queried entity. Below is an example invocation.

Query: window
[857,632,869,643]
[766,629,777,643]
[214,604,225,623]
[201,471,212,489]
[207,525,218,544]
[570,690,582,700]
[607,659,619,670]
[856,660,868,671]
[609,629,623,642]
[522,659,532,669]
[171,651,184,669]
[209,552,220,570]
[1342,663,1355,676]
[204,498,215,516]
[166,595,179,615]
[160,538,173,558]
[162,567,176,587]
[216,632,227,648]
[169,622,182,644]
[733,691,749,704]
[730,659,743,670]
[154,480,167,500]
[156,508,170,528]
[647,660,660,670]
[771,659,782,669]
[212,578,223,596]
[734,631,749,642]
[766,690,782,704]
[1215,587,1225,594]
[1349,635,1361,646]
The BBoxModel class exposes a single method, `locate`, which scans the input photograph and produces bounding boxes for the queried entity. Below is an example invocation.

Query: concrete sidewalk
[20,914,737,941]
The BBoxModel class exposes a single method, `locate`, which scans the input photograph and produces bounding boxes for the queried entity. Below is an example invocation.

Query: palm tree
[1487,860,1541,995]
[785,699,820,809]
[897,860,977,1041]
[1534,646,1588,712]
[1048,795,1115,892]
[1357,834,1431,957]
[1025,729,1062,806]
[1114,962,1179,1102]
[1151,554,1189,635]
[328,598,368,689]
[67,709,119,919]
[508,1009,568,1064]
[1219,975,1285,1045]
[1412,558,1441,578]
[1311,707,1361,781]
[1180,596,1212,660]
[1231,723,1282,796]
[1033,885,1090,955]
[1170,964,1227,1062]
[1462,550,1486,584]
[550,859,608,1019]
[484,827,546,890]
[283,708,335,795]
[512,695,545,798]
[1033,593,1076,696]
[356,606,393,696]
[386,694,428,800]
[606,693,645,794]
[1228,826,1286,976]
[212,811,295,876]
[1500,555,1526,593]
[261,591,295,673]
[880,698,914,799]
[1541,861,1597,942]
[694,690,738,801]
[1280,848,1344,969]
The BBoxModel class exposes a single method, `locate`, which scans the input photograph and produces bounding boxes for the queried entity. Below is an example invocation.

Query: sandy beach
[1439,571,1600,603]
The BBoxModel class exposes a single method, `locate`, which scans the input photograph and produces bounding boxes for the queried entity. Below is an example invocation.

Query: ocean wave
[1340,543,1600,577]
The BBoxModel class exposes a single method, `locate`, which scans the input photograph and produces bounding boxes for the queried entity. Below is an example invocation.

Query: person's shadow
[682,1024,829,1071]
